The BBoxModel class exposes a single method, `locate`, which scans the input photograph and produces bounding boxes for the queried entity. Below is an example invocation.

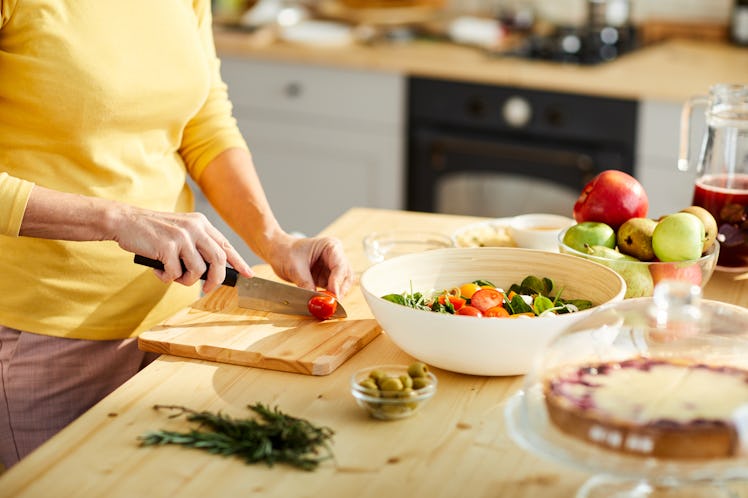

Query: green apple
[562,221,616,253]
[680,205,718,253]
[652,213,705,262]
[587,245,654,298]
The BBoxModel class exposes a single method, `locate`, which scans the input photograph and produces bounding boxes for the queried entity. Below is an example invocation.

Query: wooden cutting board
[138,266,381,375]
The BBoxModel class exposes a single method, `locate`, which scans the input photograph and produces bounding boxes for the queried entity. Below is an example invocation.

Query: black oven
[406,77,638,218]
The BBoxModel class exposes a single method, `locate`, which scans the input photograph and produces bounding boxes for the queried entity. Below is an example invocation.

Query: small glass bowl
[350,364,438,420]
[363,231,454,264]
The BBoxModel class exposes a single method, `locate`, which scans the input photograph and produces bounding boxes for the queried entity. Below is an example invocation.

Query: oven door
[407,127,633,218]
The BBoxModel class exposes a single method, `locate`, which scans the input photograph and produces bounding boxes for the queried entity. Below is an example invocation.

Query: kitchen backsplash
[447,0,732,25]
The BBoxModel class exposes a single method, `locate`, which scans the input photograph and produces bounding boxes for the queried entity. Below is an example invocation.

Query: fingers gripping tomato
[308,291,338,320]
[469,288,504,313]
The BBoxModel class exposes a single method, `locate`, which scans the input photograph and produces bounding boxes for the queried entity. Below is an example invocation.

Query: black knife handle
[133,254,238,287]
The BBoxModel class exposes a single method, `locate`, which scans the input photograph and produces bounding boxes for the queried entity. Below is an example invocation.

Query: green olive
[379,404,409,416]
[408,362,429,379]
[358,378,379,393]
[379,376,404,392]
[412,377,432,390]
[368,369,388,383]
[399,374,413,389]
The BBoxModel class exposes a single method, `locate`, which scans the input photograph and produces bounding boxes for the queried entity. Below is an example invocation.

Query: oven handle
[430,136,595,174]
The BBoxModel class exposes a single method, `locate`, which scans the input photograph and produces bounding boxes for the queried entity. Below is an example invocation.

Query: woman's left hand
[265,234,354,298]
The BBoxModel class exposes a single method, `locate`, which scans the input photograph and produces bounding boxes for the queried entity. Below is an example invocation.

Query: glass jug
[679,83,748,271]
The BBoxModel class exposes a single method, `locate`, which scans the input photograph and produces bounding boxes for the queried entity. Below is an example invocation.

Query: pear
[616,217,657,261]
[680,205,718,253]
[587,245,654,298]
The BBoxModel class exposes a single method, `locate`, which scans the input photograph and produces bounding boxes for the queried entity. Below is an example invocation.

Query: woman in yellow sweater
[0,0,354,468]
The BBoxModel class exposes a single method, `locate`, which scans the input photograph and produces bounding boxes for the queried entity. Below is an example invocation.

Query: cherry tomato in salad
[456,305,482,317]
[469,288,504,312]
[437,294,466,311]
[484,306,510,318]
[307,292,338,320]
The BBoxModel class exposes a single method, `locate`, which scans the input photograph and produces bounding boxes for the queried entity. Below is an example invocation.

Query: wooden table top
[3,207,748,497]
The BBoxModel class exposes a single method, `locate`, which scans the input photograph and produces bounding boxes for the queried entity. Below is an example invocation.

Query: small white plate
[451,218,515,248]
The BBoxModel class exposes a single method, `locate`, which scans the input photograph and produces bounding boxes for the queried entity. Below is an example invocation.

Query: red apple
[573,170,649,230]
[649,262,703,287]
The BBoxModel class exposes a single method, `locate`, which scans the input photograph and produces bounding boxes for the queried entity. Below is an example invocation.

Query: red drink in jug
[692,173,748,269]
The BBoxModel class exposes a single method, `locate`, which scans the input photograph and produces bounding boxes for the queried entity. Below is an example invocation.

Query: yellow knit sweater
[0,0,249,339]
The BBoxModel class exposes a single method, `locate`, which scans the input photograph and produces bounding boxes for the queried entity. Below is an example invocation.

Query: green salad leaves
[381,275,592,317]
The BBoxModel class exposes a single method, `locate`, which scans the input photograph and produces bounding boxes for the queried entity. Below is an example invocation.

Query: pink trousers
[0,326,159,469]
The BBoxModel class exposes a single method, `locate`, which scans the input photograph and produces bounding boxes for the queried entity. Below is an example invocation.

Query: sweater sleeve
[0,0,17,28]
[179,0,249,182]
[0,172,34,236]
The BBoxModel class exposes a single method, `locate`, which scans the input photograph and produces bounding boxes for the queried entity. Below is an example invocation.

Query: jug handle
[678,95,708,172]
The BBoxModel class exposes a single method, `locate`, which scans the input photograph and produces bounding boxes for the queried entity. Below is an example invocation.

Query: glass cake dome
[505,280,748,498]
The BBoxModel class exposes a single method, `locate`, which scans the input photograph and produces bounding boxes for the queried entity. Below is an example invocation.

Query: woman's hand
[113,206,253,293]
[263,233,354,298]
[20,185,252,294]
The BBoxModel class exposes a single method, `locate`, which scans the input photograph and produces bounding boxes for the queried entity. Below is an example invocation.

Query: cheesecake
[543,357,748,459]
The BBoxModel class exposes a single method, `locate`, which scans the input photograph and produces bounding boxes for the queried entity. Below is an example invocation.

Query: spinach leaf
[533,294,556,315]
[507,293,533,314]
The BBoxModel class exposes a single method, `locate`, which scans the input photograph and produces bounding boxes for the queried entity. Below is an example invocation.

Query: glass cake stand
[505,387,748,498]
[504,281,748,498]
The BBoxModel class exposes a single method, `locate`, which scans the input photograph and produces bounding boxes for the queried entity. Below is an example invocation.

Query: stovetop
[503,25,639,65]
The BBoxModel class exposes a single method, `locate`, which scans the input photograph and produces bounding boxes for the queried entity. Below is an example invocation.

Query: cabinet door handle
[284,81,303,98]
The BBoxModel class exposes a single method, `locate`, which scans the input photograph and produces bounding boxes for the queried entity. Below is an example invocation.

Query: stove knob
[502,96,532,128]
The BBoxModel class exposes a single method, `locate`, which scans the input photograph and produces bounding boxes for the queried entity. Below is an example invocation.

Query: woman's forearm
[196,147,292,262]
[19,183,252,292]
[20,185,121,241]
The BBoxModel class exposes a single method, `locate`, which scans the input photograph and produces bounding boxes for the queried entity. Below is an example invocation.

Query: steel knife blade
[134,255,347,318]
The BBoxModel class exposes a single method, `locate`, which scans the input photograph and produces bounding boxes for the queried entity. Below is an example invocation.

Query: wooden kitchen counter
[3,208,748,497]
[214,28,748,102]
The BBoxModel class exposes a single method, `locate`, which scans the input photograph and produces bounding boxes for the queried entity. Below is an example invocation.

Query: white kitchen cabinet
[635,99,705,218]
[192,57,405,264]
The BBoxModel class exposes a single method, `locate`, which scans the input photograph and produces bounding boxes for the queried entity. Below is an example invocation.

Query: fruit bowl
[359,247,626,376]
[557,227,719,299]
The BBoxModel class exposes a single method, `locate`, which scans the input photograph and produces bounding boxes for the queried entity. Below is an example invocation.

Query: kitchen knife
[134,255,347,318]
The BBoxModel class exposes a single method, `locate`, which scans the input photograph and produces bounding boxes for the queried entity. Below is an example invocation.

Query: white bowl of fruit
[558,170,719,298]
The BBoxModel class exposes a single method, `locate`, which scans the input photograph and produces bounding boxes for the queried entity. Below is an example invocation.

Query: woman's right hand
[19,185,252,293]
[112,206,253,293]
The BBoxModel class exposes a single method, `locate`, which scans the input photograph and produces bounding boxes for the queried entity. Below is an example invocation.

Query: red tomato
[456,305,482,317]
[307,293,338,320]
[484,306,510,318]
[437,294,466,311]
[470,288,504,312]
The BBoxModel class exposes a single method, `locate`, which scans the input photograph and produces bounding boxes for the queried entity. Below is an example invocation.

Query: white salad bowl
[359,247,626,376]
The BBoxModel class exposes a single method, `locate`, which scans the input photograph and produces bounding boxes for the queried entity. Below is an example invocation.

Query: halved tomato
[470,288,504,312]
[438,294,466,311]
[484,306,510,318]
[456,305,482,317]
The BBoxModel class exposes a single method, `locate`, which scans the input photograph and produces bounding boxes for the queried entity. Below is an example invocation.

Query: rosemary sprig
[138,403,334,471]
